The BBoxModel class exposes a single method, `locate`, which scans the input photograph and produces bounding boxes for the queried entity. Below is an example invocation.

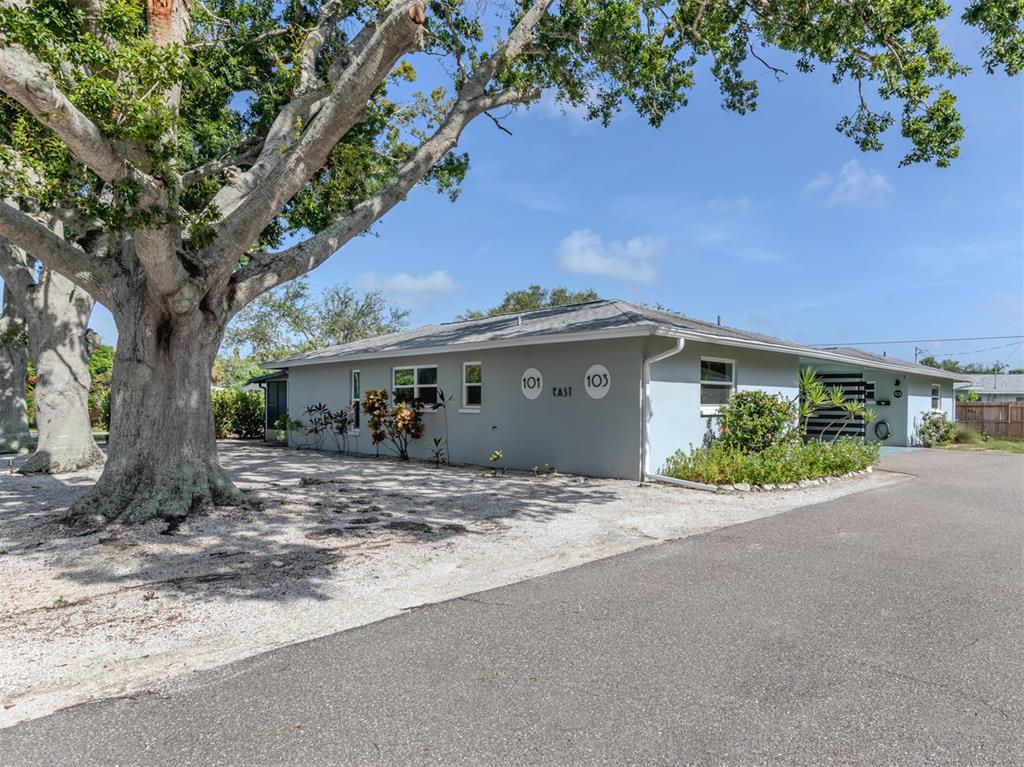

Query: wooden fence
[955,402,1024,438]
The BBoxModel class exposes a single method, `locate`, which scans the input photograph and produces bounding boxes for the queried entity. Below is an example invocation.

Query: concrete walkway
[2,449,1021,765]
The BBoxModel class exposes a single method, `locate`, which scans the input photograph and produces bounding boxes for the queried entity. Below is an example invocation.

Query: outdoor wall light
[894,378,901,387]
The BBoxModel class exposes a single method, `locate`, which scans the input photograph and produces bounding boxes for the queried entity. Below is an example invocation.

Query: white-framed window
[393,365,438,404]
[931,383,942,410]
[864,381,876,402]
[462,361,482,411]
[700,357,735,416]
[351,370,361,431]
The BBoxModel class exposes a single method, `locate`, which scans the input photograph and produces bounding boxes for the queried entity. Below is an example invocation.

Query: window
[266,380,287,429]
[462,362,482,410]
[351,370,361,431]
[393,365,438,404]
[700,358,734,415]
[931,384,942,410]
[864,381,876,402]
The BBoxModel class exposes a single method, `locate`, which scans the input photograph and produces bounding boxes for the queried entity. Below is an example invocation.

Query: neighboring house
[259,300,961,480]
[954,374,1024,402]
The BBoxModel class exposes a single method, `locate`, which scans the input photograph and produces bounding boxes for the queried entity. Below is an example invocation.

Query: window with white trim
[931,383,941,410]
[700,358,735,415]
[462,362,482,410]
[864,381,876,402]
[351,370,361,431]
[393,365,438,404]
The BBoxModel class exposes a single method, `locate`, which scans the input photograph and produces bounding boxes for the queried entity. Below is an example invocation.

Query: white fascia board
[656,329,965,382]
[260,325,659,369]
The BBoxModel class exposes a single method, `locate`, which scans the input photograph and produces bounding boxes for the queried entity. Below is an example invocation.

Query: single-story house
[259,300,962,480]
[954,374,1024,402]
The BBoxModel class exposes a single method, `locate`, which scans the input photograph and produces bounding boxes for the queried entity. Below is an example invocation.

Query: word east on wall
[521,365,611,400]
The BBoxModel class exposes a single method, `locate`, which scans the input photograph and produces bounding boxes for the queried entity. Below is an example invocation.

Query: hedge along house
[260,300,962,480]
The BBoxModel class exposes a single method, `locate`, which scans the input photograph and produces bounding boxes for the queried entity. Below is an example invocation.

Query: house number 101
[585,364,611,399]
[521,368,543,400]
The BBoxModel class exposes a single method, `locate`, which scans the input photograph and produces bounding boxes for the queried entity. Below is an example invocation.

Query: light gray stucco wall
[283,337,649,479]
[906,375,953,445]
[645,340,800,475]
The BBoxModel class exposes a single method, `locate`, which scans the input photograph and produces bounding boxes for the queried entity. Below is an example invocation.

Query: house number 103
[585,364,611,399]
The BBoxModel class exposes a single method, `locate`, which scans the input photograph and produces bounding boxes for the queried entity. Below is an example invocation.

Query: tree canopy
[919,355,1024,375]
[223,278,409,360]
[460,285,599,319]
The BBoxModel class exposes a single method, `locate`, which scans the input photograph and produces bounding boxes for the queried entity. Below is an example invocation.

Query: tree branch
[0,39,158,194]
[226,86,538,313]
[0,237,36,297]
[204,0,429,266]
[180,139,263,187]
[0,201,117,305]
[225,0,553,312]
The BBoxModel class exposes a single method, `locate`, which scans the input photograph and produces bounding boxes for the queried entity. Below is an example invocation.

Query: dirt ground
[0,442,906,727]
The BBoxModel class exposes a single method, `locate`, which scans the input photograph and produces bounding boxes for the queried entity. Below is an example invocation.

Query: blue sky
[86,14,1021,368]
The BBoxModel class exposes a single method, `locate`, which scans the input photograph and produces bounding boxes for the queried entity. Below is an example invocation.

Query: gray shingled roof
[953,373,1024,393]
[262,299,964,380]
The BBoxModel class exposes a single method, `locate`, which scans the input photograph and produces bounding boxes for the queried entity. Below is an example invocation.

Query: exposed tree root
[66,457,246,525]
[20,443,105,475]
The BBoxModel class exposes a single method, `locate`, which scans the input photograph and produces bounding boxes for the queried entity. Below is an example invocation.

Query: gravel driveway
[0,441,903,726]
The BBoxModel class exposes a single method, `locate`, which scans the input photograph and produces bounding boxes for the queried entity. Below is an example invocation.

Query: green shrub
[211,389,265,439]
[233,391,266,439]
[662,438,879,486]
[99,388,112,431]
[918,411,956,447]
[211,389,235,439]
[717,390,795,452]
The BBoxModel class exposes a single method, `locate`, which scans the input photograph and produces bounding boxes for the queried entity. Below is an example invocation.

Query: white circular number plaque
[584,364,611,399]
[521,368,543,400]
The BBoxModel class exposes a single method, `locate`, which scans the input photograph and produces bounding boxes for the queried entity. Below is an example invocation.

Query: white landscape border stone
[0,443,906,727]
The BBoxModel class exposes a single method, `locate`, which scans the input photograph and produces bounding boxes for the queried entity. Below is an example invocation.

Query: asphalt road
[2,449,1022,766]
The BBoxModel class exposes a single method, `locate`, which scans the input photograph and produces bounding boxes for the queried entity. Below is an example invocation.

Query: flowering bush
[918,411,957,447]
[363,388,426,459]
[717,390,796,452]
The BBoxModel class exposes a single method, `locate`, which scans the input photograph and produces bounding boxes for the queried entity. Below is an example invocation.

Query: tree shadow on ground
[0,442,621,609]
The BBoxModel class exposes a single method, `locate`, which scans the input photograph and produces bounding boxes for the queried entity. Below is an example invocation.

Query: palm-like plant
[798,367,877,443]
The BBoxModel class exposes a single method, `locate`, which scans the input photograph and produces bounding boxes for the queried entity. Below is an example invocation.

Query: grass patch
[941,436,1024,454]
[663,438,880,486]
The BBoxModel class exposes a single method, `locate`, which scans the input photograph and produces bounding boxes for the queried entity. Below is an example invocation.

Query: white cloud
[707,195,752,213]
[557,229,663,283]
[803,159,893,206]
[355,269,456,307]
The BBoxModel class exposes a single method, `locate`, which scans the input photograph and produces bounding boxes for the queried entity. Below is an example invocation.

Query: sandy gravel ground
[0,442,907,727]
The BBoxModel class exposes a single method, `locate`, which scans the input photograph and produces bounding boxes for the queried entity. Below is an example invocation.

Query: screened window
[463,362,482,409]
[931,384,941,410]
[700,358,735,415]
[351,370,361,430]
[266,380,287,428]
[393,365,438,404]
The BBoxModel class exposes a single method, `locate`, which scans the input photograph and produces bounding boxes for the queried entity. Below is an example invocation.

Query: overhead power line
[808,334,1024,347]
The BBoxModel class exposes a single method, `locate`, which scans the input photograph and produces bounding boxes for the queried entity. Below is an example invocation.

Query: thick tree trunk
[19,271,105,473]
[68,299,244,524]
[0,287,31,453]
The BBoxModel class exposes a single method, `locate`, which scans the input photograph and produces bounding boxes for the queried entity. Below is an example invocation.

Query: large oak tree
[0,0,1018,523]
